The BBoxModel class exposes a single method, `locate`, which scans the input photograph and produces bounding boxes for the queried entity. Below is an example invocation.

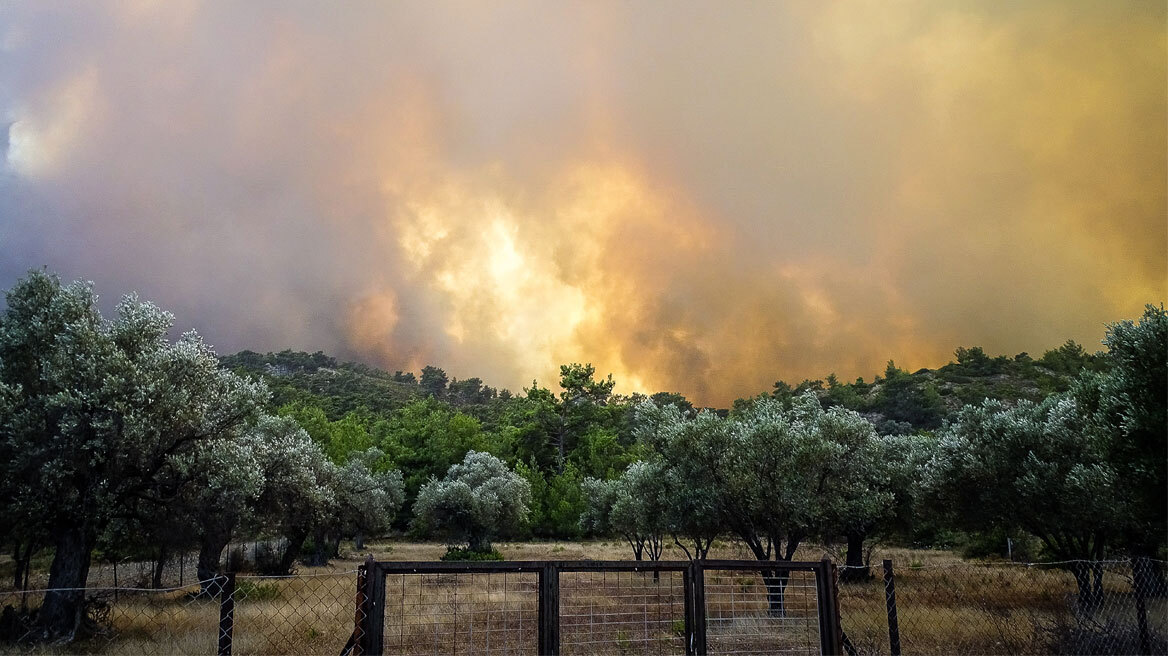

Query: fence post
[690,561,708,656]
[538,563,560,655]
[360,555,385,656]
[217,573,235,656]
[883,559,901,656]
[1133,557,1151,656]
[683,565,694,655]
[815,559,844,656]
[348,561,369,656]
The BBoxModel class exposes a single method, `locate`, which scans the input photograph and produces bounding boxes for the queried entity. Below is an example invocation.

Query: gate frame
[354,559,843,656]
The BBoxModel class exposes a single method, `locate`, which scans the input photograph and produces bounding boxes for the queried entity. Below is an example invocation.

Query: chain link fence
[837,558,1168,655]
[0,570,360,656]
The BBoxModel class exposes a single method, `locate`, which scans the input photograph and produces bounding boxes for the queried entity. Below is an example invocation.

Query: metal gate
[350,558,843,655]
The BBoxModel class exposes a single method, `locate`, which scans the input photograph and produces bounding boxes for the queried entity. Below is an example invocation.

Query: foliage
[631,401,719,559]
[516,460,587,538]
[1096,305,1167,556]
[440,547,504,561]
[869,363,945,430]
[0,271,267,637]
[234,580,281,601]
[223,351,418,419]
[419,365,449,398]
[375,398,489,513]
[923,395,1122,560]
[582,461,669,561]
[412,451,531,552]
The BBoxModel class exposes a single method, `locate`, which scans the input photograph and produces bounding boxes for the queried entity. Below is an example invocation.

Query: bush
[235,580,281,602]
[960,528,1041,562]
[440,547,504,562]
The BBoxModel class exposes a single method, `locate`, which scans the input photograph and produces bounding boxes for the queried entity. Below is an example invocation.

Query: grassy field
[1,541,1165,655]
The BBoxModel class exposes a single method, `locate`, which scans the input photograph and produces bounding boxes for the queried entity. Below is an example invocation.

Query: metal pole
[1134,557,1151,656]
[350,560,368,656]
[883,559,901,656]
[683,566,695,656]
[361,554,385,656]
[217,573,235,656]
[691,562,708,656]
[815,558,844,656]
[538,563,560,655]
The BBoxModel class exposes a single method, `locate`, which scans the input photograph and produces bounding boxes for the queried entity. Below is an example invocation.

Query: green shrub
[235,580,281,601]
[440,547,504,562]
[960,528,1042,562]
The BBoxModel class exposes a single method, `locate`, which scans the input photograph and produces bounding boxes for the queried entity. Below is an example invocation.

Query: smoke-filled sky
[1,1,1164,405]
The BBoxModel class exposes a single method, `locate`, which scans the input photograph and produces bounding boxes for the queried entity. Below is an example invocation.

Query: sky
[1,1,1165,405]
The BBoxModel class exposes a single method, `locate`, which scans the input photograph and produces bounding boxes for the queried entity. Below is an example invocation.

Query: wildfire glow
[0,1,1163,404]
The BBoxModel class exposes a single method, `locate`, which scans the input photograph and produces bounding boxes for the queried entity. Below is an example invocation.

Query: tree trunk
[36,523,95,641]
[355,532,365,551]
[11,541,33,591]
[197,532,230,595]
[278,529,308,575]
[21,545,34,594]
[763,570,790,617]
[299,529,335,567]
[840,531,871,583]
[151,547,168,589]
[1071,562,1102,614]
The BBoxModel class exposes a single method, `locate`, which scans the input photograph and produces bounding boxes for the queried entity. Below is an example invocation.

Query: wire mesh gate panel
[703,565,824,655]
[558,563,688,655]
[363,560,842,656]
[371,562,542,655]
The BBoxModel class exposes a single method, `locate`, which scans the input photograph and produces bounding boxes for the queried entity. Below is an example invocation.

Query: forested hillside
[217,335,1110,540]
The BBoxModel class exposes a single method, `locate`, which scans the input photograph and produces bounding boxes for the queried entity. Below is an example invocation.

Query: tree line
[1,270,1164,639]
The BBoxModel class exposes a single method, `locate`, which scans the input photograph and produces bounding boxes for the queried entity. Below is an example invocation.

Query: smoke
[1,1,1164,404]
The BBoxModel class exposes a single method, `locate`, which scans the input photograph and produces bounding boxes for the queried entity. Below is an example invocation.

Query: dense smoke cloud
[1,1,1164,404]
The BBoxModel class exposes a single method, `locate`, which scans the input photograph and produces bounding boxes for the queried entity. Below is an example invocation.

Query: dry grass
[2,542,1165,655]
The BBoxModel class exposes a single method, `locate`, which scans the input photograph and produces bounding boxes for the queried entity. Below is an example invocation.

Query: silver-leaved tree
[0,271,267,640]
[412,451,530,553]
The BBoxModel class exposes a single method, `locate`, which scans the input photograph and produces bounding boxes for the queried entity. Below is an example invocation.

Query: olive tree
[249,416,337,574]
[632,401,719,560]
[304,448,405,565]
[412,451,530,553]
[653,393,892,614]
[177,434,265,588]
[1098,305,1166,575]
[922,394,1122,611]
[0,272,266,639]
[581,461,669,562]
[832,432,929,581]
